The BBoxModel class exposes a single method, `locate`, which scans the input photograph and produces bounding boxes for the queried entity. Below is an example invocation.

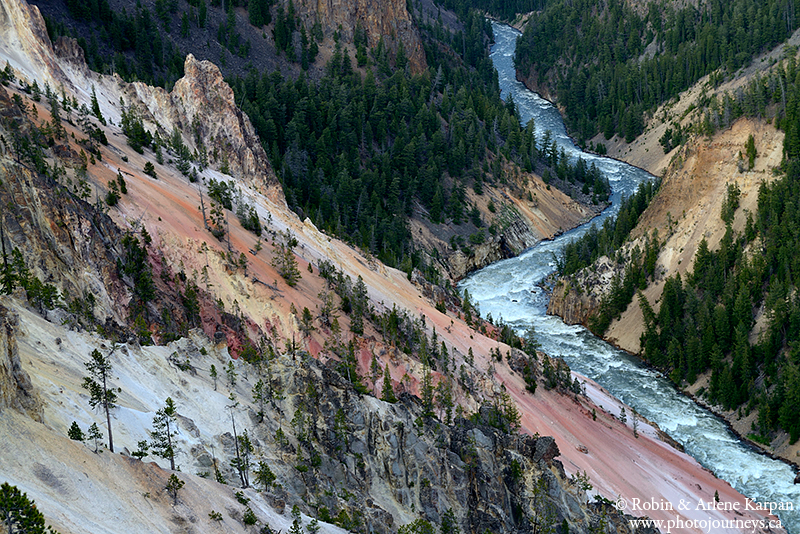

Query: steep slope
[0,0,786,532]
[547,23,800,464]
[292,0,426,73]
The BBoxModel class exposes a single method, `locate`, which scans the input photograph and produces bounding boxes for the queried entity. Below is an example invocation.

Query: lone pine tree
[165,474,184,506]
[151,397,178,470]
[82,347,118,452]
[67,421,84,442]
[87,422,103,453]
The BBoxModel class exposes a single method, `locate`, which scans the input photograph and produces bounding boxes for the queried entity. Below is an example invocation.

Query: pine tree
[436,378,454,424]
[90,85,105,125]
[350,275,368,335]
[0,482,49,534]
[745,134,757,170]
[68,421,84,442]
[252,378,268,419]
[165,473,184,505]
[253,460,276,490]
[0,219,15,295]
[231,430,252,488]
[87,422,103,453]
[779,364,800,443]
[500,390,521,432]
[440,508,461,534]
[116,169,127,194]
[132,440,150,459]
[370,354,381,393]
[226,361,237,390]
[198,0,207,27]
[272,230,301,287]
[82,348,118,452]
[381,366,396,403]
[151,397,178,470]
[227,393,248,487]
[210,364,218,391]
[300,306,314,336]
[421,365,434,417]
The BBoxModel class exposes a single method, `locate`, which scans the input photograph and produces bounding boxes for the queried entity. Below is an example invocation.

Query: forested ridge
[515,0,800,144]
[36,0,612,278]
[229,9,610,273]
[38,0,297,89]
[563,51,800,446]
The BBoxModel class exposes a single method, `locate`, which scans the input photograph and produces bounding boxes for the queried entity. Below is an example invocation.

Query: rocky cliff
[443,215,539,282]
[546,277,602,327]
[0,305,40,419]
[0,0,65,89]
[515,70,557,105]
[292,0,427,73]
[192,351,646,534]
[122,54,278,193]
[0,300,658,534]
[0,87,130,325]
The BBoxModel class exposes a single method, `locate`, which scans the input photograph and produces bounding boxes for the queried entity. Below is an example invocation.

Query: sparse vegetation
[165,473,184,505]
[82,348,118,453]
[151,397,178,470]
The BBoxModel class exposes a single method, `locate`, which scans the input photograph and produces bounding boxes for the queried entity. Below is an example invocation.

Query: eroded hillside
[547,23,800,464]
[0,0,784,532]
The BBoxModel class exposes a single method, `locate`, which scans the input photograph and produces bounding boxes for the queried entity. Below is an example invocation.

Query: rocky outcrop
[188,352,648,534]
[52,36,88,76]
[292,0,426,73]
[435,168,602,280]
[547,279,602,326]
[0,305,41,420]
[123,54,277,190]
[0,0,77,91]
[446,239,509,281]
[516,70,557,105]
[443,220,539,281]
[546,255,621,325]
[0,85,129,323]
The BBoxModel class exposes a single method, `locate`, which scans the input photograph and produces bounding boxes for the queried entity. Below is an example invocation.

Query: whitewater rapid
[460,22,800,532]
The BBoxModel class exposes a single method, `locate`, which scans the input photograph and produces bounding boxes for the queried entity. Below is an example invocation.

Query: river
[459,21,800,532]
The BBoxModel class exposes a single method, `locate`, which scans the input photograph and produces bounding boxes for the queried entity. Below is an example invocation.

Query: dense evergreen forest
[437,0,544,21]
[577,54,800,444]
[39,0,611,276]
[558,180,659,277]
[515,0,800,144]
[229,9,609,271]
[40,0,294,89]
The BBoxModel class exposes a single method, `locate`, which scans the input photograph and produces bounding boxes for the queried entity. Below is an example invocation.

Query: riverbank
[536,68,800,468]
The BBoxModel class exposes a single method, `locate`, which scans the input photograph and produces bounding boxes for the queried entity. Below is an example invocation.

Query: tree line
[633,65,800,443]
[515,0,800,145]
[230,9,610,270]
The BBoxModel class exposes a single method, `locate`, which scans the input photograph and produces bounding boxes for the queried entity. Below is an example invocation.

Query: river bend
[460,21,800,532]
